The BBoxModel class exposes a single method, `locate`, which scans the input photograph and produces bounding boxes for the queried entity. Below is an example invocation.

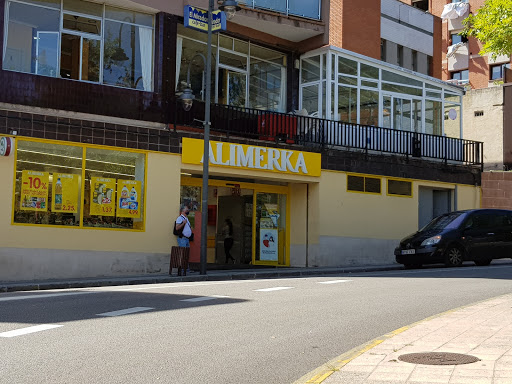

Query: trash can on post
[169,246,190,276]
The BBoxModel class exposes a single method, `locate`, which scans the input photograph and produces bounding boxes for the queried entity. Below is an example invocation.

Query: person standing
[175,206,192,247]
[223,218,235,263]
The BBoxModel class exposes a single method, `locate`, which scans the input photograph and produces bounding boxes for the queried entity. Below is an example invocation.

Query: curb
[0,265,404,293]
[293,292,512,384]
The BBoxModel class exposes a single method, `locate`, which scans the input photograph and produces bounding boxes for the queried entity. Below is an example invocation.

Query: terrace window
[3,0,154,91]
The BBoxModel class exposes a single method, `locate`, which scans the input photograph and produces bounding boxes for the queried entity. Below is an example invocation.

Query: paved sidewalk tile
[320,294,512,384]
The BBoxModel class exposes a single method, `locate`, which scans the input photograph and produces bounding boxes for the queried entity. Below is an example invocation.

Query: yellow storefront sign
[90,177,116,216]
[117,179,141,218]
[182,138,321,177]
[20,170,49,211]
[52,173,79,213]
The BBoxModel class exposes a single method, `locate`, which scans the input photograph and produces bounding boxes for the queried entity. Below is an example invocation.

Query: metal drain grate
[398,352,480,365]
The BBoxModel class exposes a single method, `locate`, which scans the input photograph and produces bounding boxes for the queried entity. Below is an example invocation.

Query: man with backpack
[174,206,193,247]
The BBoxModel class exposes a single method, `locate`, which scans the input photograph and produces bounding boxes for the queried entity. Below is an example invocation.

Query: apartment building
[0,0,482,281]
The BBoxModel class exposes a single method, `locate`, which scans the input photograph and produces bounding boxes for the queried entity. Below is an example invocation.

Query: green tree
[462,0,512,60]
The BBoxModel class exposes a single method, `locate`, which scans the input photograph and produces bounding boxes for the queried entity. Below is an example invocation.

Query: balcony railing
[238,0,321,20]
[173,101,483,168]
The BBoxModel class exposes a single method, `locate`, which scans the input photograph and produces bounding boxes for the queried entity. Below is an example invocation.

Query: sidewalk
[299,293,512,384]
[0,263,404,292]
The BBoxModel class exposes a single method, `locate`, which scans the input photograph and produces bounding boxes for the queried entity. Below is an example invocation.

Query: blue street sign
[184,5,227,33]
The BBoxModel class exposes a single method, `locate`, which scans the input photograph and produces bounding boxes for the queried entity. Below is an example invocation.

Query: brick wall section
[468,37,489,89]
[481,172,512,209]
[431,0,450,81]
[328,0,381,59]
[432,16,443,79]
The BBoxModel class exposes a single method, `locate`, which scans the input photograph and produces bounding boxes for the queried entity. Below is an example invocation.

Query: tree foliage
[462,0,512,60]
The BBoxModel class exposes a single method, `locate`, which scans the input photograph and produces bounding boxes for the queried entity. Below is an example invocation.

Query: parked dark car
[395,209,512,268]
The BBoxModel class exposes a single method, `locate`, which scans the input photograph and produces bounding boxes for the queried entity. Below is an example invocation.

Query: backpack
[173,221,183,236]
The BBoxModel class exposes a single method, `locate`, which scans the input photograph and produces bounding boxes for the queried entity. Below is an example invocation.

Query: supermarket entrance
[180,177,289,267]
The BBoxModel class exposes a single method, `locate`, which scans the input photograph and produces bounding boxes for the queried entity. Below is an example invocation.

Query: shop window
[180,185,201,229]
[388,179,412,197]
[347,175,381,194]
[13,140,146,230]
[14,141,83,226]
[3,0,154,91]
[84,148,145,229]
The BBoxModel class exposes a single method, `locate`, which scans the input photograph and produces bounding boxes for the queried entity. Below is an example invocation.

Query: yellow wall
[0,150,182,253]
[457,184,481,210]
[319,171,418,240]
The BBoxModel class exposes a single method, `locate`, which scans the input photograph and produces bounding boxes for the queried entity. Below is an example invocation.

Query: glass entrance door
[255,192,287,265]
[180,177,289,267]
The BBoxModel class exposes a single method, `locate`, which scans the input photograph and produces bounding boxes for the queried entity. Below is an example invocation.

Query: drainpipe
[454,185,458,211]
[306,183,309,267]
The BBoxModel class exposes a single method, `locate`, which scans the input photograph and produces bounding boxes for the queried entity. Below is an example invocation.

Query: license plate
[401,249,415,255]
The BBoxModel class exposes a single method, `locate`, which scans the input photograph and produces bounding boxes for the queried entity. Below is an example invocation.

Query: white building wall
[381,0,434,57]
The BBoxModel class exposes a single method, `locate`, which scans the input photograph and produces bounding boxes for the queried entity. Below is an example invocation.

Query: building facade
[0,0,482,281]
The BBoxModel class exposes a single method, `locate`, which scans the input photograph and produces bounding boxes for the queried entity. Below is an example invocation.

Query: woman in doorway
[223,218,235,264]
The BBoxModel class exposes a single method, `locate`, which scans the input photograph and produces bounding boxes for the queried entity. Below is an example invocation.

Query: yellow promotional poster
[20,170,50,211]
[116,179,141,218]
[52,173,79,213]
[181,138,321,177]
[90,177,116,216]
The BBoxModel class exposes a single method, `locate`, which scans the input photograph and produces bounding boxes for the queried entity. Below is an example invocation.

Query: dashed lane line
[317,280,352,284]
[253,287,294,292]
[96,307,154,317]
[0,291,94,302]
[0,324,63,338]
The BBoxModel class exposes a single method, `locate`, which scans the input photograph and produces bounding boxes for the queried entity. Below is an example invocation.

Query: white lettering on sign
[200,143,309,174]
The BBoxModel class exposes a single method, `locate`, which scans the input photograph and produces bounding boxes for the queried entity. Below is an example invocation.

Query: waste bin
[169,246,190,276]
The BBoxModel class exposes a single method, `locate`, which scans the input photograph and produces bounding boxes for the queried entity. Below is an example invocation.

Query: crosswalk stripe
[254,287,294,292]
[180,295,229,302]
[0,324,63,338]
[97,307,154,317]
[318,280,353,284]
[0,291,94,302]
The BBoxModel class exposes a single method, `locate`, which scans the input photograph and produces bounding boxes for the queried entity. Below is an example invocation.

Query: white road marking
[97,307,154,317]
[318,280,352,284]
[0,324,63,338]
[0,291,94,302]
[254,287,294,292]
[180,295,229,302]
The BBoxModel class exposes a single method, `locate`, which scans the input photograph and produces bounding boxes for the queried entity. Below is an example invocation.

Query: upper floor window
[451,70,469,83]
[490,63,510,80]
[450,33,468,45]
[3,0,154,91]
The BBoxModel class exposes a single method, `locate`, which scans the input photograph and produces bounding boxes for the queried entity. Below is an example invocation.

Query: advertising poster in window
[260,229,278,261]
[51,173,79,213]
[20,170,49,211]
[90,177,116,216]
[116,179,141,218]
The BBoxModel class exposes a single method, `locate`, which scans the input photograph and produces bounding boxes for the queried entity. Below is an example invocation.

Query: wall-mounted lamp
[218,0,241,20]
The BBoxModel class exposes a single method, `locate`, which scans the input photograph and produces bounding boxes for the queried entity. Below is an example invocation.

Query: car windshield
[420,212,468,232]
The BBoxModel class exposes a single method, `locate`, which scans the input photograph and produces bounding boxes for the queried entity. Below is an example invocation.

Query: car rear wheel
[444,246,463,267]
[474,259,492,266]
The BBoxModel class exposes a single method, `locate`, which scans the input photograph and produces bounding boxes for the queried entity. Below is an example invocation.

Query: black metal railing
[173,100,483,168]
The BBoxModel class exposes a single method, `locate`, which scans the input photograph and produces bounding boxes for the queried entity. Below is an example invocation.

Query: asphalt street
[1,264,512,384]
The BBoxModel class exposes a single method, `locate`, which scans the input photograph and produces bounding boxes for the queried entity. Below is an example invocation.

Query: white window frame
[3,0,154,91]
